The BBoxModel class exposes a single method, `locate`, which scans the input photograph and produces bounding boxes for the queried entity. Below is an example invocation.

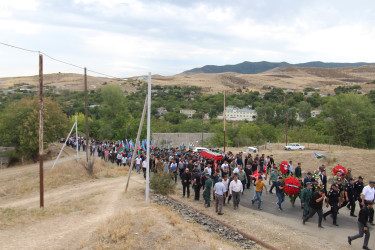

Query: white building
[311,110,322,118]
[223,105,257,121]
[180,109,196,118]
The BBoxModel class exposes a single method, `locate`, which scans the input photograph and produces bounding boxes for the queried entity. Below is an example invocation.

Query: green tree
[323,93,375,148]
[298,101,312,120]
[0,98,69,160]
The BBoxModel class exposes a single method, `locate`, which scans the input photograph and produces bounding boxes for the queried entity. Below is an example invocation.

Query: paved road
[237,183,374,249]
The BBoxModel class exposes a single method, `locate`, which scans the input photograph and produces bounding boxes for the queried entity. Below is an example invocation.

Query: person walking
[323,184,341,226]
[229,173,243,210]
[252,176,268,210]
[303,189,325,228]
[192,169,201,200]
[181,168,192,198]
[269,167,278,194]
[348,201,373,250]
[276,176,284,210]
[345,177,357,217]
[214,177,226,215]
[203,173,212,207]
[361,180,375,226]
[301,182,313,218]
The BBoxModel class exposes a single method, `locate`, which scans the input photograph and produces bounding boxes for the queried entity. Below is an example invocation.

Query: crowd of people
[66,137,374,249]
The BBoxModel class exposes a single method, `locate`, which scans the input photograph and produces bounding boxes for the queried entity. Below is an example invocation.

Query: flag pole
[146,72,151,205]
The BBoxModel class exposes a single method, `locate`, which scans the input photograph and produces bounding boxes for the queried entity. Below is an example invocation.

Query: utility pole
[223,90,226,153]
[84,68,89,162]
[38,53,44,208]
[284,95,289,146]
[201,113,204,147]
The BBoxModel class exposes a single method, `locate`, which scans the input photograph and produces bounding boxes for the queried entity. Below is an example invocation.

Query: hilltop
[1,64,375,95]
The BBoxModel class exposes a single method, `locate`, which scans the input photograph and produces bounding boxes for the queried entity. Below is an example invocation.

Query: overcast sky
[1,0,375,77]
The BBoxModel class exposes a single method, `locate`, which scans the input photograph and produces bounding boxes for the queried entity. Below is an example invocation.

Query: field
[1,65,375,95]
[0,143,374,249]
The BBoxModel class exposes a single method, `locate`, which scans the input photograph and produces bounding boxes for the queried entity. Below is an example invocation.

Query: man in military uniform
[337,177,348,213]
[203,173,212,207]
[323,183,341,226]
[345,178,357,217]
[301,182,313,218]
[353,176,365,209]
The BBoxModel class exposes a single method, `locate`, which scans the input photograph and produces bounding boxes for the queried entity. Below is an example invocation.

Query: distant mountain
[183,61,375,75]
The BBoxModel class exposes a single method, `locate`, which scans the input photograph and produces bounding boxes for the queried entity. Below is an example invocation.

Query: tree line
[1,83,375,161]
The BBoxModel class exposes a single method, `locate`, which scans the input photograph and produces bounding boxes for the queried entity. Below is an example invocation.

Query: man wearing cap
[348,201,373,250]
[355,176,365,208]
[303,189,325,228]
[301,182,313,218]
[229,173,243,210]
[203,173,212,208]
[361,180,375,226]
[323,183,341,226]
[345,178,357,217]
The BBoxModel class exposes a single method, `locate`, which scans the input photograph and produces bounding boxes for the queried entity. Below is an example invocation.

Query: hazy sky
[1,0,375,77]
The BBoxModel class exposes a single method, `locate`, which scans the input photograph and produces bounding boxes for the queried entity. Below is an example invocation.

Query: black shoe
[348,236,352,245]
[323,215,326,221]
[302,219,306,225]
[350,214,357,217]
[218,212,224,215]
[252,200,255,205]
[369,222,375,226]
[269,191,273,194]
[318,225,324,228]
[362,246,371,250]
[333,223,339,226]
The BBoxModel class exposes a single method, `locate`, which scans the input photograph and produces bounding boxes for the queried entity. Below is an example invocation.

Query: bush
[150,172,176,195]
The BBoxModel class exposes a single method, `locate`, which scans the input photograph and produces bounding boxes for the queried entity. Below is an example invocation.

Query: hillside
[1,65,375,95]
[183,61,375,75]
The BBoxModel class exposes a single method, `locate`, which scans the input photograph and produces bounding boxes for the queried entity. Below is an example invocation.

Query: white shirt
[204,167,212,176]
[136,158,142,164]
[233,167,239,174]
[362,185,375,201]
[142,160,147,169]
[229,179,243,194]
[222,179,229,192]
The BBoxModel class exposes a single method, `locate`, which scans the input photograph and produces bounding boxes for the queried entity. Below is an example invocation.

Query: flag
[313,152,327,159]
[118,141,123,152]
[189,142,195,150]
[165,139,170,144]
[180,143,185,150]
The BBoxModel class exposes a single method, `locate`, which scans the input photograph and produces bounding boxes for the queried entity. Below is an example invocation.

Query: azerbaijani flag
[189,142,195,150]
[201,150,223,161]
[118,141,123,152]
[313,152,327,159]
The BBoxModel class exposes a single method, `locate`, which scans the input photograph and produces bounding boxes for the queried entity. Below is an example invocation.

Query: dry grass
[0,158,128,199]
[0,191,101,228]
[86,202,240,250]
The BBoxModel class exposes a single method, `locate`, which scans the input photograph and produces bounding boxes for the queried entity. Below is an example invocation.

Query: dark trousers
[172,172,177,183]
[182,183,190,197]
[304,207,323,227]
[346,197,356,215]
[246,175,251,189]
[269,181,276,193]
[143,167,146,179]
[232,191,240,208]
[323,204,338,224]
[241,180,246,192]
[194,185,200,200]
[349,221,370,248]
[365,200,374,222]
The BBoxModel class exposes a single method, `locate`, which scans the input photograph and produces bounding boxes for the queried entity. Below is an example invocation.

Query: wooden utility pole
[146,73,151,205]
[38,53,44,208]
[223,90,226,153]
[84,68,89,162]
[284,95,289,146]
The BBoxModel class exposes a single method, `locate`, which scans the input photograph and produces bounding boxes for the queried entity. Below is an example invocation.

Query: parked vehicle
[284,143,305,150]
[246,146,258,153]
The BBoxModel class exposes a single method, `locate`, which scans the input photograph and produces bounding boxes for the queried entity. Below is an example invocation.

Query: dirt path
[0,175,139,250]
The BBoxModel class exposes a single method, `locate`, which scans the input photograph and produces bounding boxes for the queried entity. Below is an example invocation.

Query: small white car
[246,146,258,153]
[284,143,305,150]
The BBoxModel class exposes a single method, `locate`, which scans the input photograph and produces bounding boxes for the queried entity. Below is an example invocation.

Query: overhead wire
[0,41,126,79]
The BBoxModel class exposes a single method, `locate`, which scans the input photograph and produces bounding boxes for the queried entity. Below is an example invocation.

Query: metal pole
[84,68,89,162]
[201,113,204,147]
[38,53,44,208]
[223,90,226,153]
[146,72,151,205]
[75,115,78,161]
[51,122,77,169]
[125,95,148,192]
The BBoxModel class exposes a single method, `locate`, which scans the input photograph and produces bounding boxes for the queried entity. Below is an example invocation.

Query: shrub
[150,172,176,195]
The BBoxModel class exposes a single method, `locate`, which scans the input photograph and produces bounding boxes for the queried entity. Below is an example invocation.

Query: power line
[0,41,125,79]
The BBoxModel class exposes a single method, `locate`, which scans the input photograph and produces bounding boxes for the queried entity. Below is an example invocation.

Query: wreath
[280,161,289,174]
